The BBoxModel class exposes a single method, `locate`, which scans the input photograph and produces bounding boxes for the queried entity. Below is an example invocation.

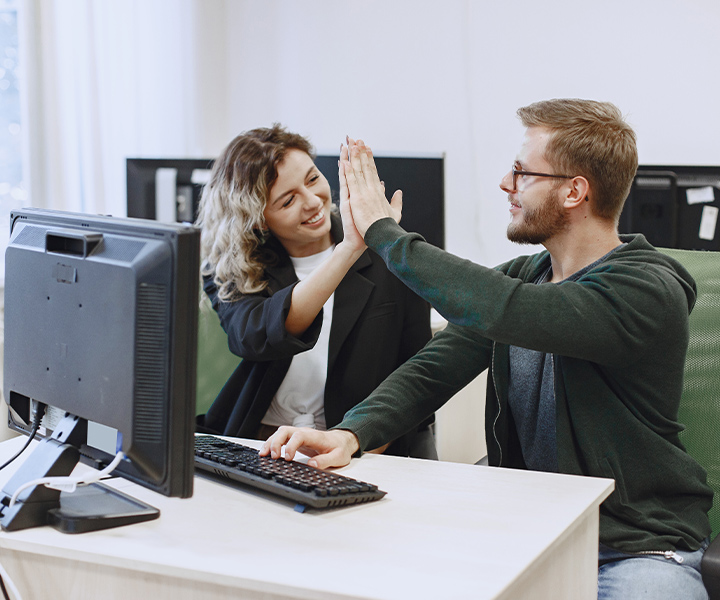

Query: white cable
[0,559,23,600]
[8,451,126,508]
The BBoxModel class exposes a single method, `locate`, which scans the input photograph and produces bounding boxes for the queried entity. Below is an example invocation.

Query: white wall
[217,0,720,268]
[23,0,718,268]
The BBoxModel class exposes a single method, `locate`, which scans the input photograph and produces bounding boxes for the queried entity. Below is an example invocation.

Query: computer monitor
[0,208,200,533]
[126,158,214,223]
[126,154,446,249]
[619,165,720,250]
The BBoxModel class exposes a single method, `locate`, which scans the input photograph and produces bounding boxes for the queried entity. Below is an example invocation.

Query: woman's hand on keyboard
[259,427,360,469]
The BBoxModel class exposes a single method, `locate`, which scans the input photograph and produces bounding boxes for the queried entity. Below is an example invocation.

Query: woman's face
[263,149,333,257]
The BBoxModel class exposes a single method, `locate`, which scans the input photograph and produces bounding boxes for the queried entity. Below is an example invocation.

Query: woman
[195,124,435,458]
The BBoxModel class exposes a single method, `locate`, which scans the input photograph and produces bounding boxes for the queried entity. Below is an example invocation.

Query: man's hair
[517,99,638,223]
[195,124,314,300]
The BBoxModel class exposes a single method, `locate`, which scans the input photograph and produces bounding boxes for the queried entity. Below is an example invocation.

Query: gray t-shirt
[507,245,625,472]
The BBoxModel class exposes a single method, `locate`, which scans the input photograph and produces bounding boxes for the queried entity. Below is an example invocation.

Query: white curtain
[19,0,225,217]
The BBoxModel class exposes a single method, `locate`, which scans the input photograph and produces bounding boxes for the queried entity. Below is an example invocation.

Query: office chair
[659,248,720,598]
[195,294,241,417]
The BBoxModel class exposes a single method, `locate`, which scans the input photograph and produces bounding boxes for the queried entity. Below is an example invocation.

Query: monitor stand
[0,413,159,533]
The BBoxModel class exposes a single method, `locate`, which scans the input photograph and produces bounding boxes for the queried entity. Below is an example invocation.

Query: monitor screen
[1,208,199,532]
[126,154,445,249]
[619,165,720,250]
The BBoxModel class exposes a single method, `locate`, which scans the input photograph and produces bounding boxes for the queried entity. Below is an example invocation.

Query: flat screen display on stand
[0,208,199,533]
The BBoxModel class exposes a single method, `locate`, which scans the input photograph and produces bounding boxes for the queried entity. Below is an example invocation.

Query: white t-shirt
[261,245,335,430]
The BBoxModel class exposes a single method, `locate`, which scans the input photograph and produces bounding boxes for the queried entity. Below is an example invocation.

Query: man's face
[500,127,569,245]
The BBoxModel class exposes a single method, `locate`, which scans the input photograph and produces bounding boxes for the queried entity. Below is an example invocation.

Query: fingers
[347,141,365,185]
[338,152,349,204]
[348,141,385,201]
[343,146,364,198]
[259,426,342,465]
[259,425,296,458]
[258,425,358,471]
[357,142,382,190]
[338,163,354,227]
[281,429,314,461]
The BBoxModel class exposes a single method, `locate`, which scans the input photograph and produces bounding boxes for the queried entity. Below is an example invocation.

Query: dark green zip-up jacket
[335,218,712,553]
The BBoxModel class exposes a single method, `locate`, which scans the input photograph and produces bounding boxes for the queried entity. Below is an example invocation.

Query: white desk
[0,436,613,600]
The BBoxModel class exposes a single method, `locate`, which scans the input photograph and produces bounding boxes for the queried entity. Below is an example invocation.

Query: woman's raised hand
[340,138,402,237]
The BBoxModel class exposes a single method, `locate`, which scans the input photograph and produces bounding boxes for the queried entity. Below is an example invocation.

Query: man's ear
[563,175,590,209]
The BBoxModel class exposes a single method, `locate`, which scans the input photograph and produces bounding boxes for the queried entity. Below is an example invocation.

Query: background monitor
[126,158,214,223]
[619,165,720,250]
[1,208,199,532]
[313,154,445,249]
[127,154,446,249]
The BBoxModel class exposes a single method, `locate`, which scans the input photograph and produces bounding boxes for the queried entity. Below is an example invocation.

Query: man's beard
[506,187,568,245]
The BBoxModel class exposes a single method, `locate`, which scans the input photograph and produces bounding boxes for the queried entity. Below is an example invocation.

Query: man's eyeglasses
[511,166,574,192]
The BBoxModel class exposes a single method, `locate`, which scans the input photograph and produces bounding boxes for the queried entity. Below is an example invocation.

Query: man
[261,99,713,598]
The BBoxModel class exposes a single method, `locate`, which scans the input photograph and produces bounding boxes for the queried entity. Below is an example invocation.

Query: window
[0,0,25,285]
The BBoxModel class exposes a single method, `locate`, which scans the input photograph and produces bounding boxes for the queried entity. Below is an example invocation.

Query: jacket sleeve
[363,219,692,368]
[203,276,322,362]
[335,321,492,453]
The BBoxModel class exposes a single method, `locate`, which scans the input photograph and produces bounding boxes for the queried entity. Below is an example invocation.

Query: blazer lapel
[327,250,374,374]
[265,261,297,292]
[261,212,373,373]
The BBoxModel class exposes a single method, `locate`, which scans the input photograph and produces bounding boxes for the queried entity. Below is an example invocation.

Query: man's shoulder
[611,234,691,275]
[496,251,550,280]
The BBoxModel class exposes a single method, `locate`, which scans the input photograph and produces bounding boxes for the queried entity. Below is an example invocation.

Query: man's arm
[258,321,491,468]
[341,140,683,367]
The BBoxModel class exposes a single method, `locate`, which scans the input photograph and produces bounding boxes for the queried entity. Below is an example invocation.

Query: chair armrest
[703,535,720,599]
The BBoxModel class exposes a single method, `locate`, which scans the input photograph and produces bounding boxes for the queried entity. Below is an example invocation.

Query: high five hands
[258,139,403,471]
[339,137,403,237]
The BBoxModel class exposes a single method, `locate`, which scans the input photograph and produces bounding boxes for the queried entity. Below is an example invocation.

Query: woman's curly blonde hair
[195,124,314,301]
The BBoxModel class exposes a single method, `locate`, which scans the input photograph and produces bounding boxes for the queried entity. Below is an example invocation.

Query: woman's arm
[284,152,368,337]
[204,276,322,361]
[284,242,363,337]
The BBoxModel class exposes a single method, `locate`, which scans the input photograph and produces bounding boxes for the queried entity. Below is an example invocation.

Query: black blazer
[200,214,433,456]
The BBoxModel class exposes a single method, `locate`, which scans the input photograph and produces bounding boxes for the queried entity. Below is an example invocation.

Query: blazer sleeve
[203,276,323,362]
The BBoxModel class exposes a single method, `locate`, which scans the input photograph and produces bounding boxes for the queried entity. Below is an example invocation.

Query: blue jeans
[598,539,709,600]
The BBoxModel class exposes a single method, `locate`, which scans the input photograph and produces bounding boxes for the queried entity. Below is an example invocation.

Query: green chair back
[660,248,720,538]
[195,294,241,416]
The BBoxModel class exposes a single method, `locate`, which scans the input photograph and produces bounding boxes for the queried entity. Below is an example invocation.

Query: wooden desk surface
[0,436,613,600]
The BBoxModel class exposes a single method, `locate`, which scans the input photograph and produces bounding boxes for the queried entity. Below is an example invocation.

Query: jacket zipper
[490,342,503,467]
[635,550,684,564]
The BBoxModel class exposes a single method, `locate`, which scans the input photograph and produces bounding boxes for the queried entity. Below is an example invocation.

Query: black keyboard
[194,435,387,512]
